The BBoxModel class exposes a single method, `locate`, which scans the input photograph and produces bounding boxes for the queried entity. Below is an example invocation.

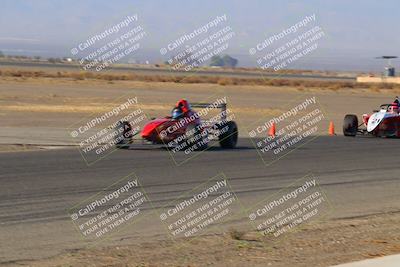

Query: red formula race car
[343,102,400,137]
[114,99,238,151]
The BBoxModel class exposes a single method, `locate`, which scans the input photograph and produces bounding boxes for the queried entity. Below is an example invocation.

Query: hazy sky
[1,0,399,71]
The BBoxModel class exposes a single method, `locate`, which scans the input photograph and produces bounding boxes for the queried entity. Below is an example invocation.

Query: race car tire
[115,121,133,149]
[217,121,238,149]
[185,124,208,151]
[343,115,358,137]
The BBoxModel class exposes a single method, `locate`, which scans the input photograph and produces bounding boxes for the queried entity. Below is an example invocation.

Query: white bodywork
[367,110,386,132]
[367,109,399,132]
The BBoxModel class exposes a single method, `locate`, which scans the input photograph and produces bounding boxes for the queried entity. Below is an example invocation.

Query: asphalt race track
[1,136,399,263]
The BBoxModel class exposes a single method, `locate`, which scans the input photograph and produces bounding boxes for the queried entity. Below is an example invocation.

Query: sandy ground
[5,212,399,267]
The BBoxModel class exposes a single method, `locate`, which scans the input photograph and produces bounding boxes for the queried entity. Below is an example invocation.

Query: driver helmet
[171,107,183,119]
[391,102,399,113]
[175,99,191,113]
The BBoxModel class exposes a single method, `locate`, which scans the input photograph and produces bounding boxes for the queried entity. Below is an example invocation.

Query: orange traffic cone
[269,123,276,137]
[328,121,335,136]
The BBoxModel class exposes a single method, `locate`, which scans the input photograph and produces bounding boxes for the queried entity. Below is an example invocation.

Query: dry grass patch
[2,68,400,91]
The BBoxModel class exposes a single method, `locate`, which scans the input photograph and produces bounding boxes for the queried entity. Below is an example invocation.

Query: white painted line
[331,254,400,267]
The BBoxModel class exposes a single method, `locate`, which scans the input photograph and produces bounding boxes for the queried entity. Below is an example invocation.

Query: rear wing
[191,102,227,121]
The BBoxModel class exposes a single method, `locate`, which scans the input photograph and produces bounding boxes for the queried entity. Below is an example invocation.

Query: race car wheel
[217,121,238,149]
[185,124,208,151]
[343,115,358,137]
[115,121,133,149]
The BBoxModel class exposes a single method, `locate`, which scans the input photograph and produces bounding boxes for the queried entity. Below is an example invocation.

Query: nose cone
[367,111,385,132]
[141,118,169,139]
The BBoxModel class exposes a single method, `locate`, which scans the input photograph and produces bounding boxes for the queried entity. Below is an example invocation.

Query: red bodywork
[373,116,400,137]
[141,113,201,144]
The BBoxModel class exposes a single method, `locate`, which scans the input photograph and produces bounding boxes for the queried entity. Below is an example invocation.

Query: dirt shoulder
[9,212,400,267]
[0,144,74,153]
